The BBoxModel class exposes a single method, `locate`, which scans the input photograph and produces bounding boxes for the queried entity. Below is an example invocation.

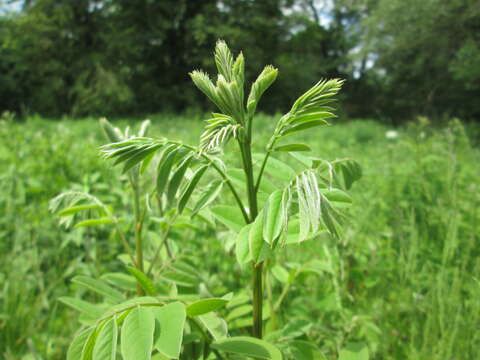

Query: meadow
[1,113,479,359]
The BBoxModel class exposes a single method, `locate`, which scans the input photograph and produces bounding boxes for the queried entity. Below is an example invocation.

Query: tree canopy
[0,0,478,121]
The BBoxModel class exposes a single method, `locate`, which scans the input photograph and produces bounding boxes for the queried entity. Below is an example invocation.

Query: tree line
[0,0,478,122]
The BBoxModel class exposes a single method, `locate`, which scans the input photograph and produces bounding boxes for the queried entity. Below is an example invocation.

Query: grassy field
[1,114,479,359]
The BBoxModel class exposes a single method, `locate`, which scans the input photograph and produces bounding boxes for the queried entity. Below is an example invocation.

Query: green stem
[132,180,145,296]
[190,318,225,360]
[265,263,277,330]
[147,216,176,276]
[238,123,263,339]
[254,151,271,194]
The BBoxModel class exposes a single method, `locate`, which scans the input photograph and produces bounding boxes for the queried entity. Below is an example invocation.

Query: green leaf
[72,276,125,303]
[121,307,155,360]
[291,111,335,124]
[226,304,252,322]
[211,205,246,233]
[271,265,289,284]
[247,65,278,116]
[235,224,252,265]
[74,218,115,228]
[335,159,362,190]
[187,298,229,317]
[263,190,285,245]
[283,120,330,136]
[198,312,228,341]
[211,336,282,360]
[156,145,179,195]
[167,155,193,205]
[178,165,209,214]
[58,204,102,216]
[273,144,311,152]
[214,40,235,82]
[68,327,94,360]
[289,340,326,360]
[249,210,266,263]
[338,343,369,360]
[123,143,164,173]
[152,302,186,359]
[127,267,157,296]
[92,317,118,360]
[81,327,98,360]
[191,180,223,216]
[101,272,137,292]
[321,188,352,204]
[59,297,104,319]
[253,154,296,183]
[100,118,123,142]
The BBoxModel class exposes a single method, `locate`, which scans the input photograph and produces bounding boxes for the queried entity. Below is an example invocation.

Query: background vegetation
[0,0,479,121]
[1,113,480,359]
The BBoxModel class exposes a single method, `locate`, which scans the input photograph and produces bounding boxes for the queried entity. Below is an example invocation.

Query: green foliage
[2,112,480,359]
[43,41,361,359]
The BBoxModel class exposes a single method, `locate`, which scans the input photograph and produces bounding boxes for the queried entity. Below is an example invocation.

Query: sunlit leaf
[121,307,155,360]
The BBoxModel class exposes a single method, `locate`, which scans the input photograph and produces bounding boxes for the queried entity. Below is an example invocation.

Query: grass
[1,114,479,359]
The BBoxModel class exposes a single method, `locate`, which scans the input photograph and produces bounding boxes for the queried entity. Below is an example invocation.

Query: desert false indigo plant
[52,40,361,359]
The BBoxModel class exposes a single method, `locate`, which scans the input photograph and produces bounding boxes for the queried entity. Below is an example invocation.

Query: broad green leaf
[121,307,155,360]
[59,297,104,319]
[186,298,229,317]
[152,302,186,359]
[198,312,228,341]
[92,317,118,360]
[72,276,125,303]
[249,210,265,263]
[127,267,157,296]
[273,144,311,152]
[74,218,115,228]
[235,224,252,265]
[289,340,326,360]
[191,180,223,216]
[178,165,209,214]
[58,204,101,216]
[68,327,94,360]
[211,205,246,233]
[263,190,285,244]
[211,336,282,360]
[338,343,369,360]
